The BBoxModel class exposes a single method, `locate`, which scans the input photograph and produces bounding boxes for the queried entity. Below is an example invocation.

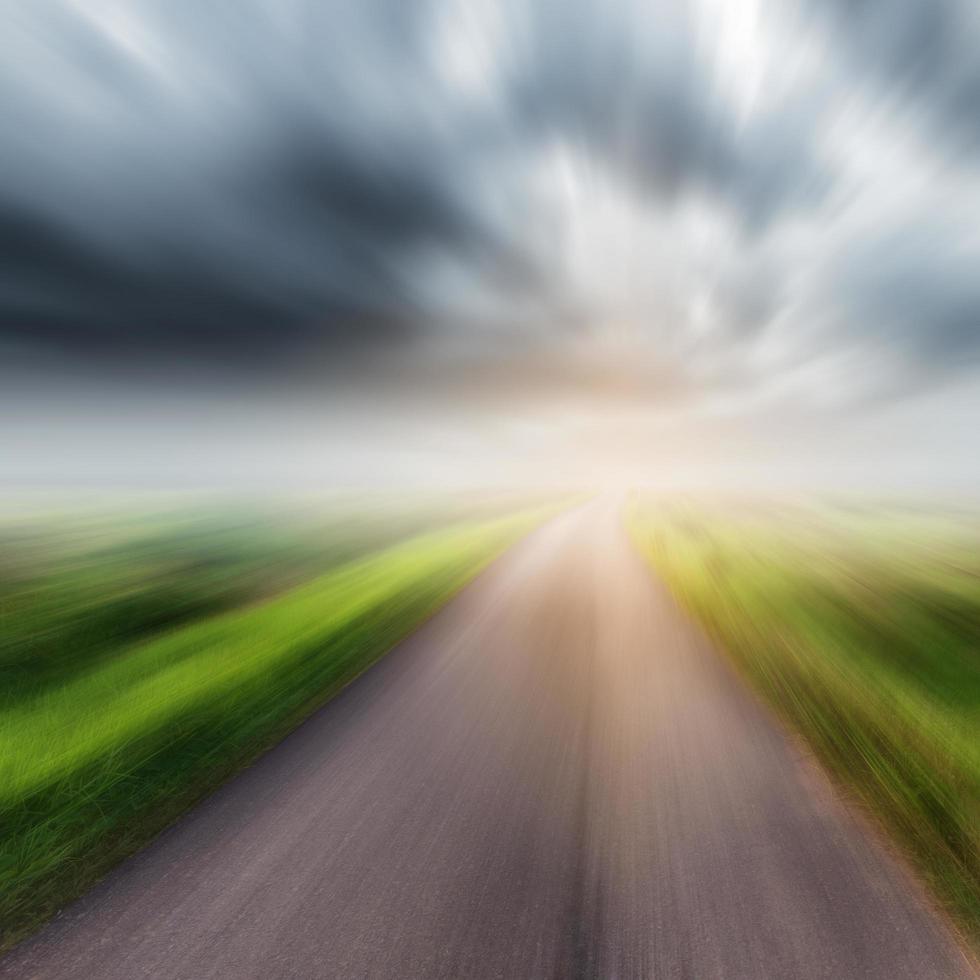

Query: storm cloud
[809,0,980,154]
[1,0,980,478]
[1,0,833,366]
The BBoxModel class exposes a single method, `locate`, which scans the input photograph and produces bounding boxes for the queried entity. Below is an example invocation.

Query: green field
[0,497,552,951]
[628,498,980,944]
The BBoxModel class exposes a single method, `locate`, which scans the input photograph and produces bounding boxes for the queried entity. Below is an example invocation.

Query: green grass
[0,498,512,700]
[628,498,980,945]
[0,502,551,951]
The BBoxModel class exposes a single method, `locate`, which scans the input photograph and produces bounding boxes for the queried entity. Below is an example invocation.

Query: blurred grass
[0,499,552,952]
[0,496,526,699]
[628,498,980,945]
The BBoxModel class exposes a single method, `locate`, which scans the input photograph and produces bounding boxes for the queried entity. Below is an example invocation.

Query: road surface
[1,501,973,979]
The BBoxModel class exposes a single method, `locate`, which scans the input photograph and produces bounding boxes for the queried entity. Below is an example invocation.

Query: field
[628,498,980,944]
[0,495,554,951]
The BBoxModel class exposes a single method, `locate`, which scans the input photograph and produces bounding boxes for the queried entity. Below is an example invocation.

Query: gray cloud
[0,0,836,375]
[1,0,979,436]
[508,0,830,231]
[809,0,980,153]
[830,218,980,372]
[0,0,523,367]
[3,0,980,493]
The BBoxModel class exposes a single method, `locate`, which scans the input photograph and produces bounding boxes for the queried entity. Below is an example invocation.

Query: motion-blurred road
[2,502,973,979]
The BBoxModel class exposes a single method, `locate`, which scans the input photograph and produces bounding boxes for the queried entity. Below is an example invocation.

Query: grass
[0,496,530,701]
[0,500,552,952]
[628,497,980,945]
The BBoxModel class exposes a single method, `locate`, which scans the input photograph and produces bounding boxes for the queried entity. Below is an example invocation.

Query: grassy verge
[0,498,507,702]
[628,498,980,945]
[0,504,550,952]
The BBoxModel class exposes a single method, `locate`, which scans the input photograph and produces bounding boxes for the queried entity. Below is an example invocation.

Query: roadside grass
[628,498,980,945]
[0,503,551,952]
[0,500,497,702]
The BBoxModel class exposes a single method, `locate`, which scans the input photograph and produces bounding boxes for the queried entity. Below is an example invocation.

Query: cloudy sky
[3,0,980,492]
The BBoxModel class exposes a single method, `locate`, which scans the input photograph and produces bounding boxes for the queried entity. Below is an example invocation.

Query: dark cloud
[810,0,980,153]
[2,0,978,424]
[0,0,837,374]
[509,0,830,232]
[0,0,509,368]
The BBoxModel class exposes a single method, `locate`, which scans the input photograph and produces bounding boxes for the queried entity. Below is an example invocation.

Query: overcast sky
[3,0,980,492]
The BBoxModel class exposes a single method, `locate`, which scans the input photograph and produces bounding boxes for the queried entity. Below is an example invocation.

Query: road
[1,501,973,979]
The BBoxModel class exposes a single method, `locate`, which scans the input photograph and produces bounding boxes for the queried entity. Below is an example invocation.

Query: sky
[2,0,980,493]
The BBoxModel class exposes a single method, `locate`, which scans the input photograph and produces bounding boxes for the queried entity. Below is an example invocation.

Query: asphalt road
[2,501,974,979]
